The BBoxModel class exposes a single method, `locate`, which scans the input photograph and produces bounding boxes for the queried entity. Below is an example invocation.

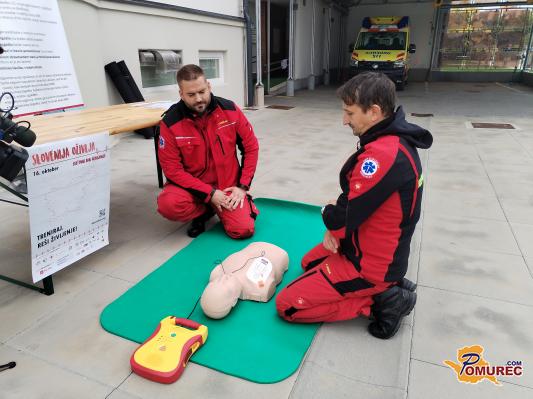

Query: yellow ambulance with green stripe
[349,16,416,90]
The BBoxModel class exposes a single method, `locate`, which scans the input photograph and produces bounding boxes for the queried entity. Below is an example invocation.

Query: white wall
[58,0,108,107]
[346,4,435,69]
[57,0,246,108]
[154,0,242,17]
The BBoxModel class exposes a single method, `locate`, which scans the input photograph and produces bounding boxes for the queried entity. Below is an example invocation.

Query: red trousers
[276,243,391,323]
[157,184,258,239]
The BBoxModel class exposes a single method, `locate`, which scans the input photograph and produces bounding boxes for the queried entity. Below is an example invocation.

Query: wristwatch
[237,183,250,191]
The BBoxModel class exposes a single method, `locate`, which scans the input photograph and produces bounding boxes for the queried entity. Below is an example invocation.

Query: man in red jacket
[157,64,259,238]
[276,72,432,339]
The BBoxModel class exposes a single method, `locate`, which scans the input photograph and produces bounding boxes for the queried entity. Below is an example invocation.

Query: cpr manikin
[200,242,289,319]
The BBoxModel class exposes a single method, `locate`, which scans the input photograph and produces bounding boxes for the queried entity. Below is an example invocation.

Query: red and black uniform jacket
[322,106,433,286]
[158,95,259,202]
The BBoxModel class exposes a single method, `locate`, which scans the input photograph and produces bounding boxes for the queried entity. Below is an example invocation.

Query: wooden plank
[20,102,170,144]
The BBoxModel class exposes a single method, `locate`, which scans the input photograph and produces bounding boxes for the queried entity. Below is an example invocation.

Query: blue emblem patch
[360,158,379,178]
[159,136,165,149]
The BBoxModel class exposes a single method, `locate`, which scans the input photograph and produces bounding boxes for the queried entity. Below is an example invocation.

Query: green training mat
[100,198,324,383]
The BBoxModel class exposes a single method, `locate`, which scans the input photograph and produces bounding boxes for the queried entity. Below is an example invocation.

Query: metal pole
[308,0,316,90]
[243,0,254,106]
[255,0,264,106]
[256,0,262,85]
[267,0,271,93]
[324,6,331,86]
[427,6,443,81]
[337,13,344,82]
[287,0,295,96]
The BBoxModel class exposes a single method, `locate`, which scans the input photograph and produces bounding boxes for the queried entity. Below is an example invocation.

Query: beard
[350,125,362,136]
[192,102,207,113]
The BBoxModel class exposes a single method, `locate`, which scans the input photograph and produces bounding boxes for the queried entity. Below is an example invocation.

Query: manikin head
[337,72,396,137]
[200,274,242,319]
[177,64,212,115]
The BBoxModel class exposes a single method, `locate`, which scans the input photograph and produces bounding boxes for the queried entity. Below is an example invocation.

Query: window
[437,7,533,71]
[199,51,225,85]
[356,32,407,51]
[138,49,182,88]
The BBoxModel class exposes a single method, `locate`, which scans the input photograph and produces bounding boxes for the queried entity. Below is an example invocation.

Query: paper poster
[0,0,83,116]
[25,132,110,282]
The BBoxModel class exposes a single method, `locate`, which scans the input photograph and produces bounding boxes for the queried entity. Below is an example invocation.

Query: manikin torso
[200,242,289,319]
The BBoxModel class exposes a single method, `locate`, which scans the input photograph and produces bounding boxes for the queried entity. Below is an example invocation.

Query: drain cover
[411,113,434,117]
[266,105,294,110]
[471,122,514,129]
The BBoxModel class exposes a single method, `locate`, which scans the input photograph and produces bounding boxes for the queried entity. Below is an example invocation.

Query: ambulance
[349,16,416,90]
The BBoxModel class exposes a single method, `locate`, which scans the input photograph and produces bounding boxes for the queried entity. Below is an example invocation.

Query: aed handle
[173,317,201,330]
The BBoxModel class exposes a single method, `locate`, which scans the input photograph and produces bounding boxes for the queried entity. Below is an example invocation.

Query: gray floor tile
[510,223,533,259]
[526,257,533,277]
[107,390,144,399]
[430,132,471,145]
[500,196,533,225]
[0,343,112,399]
[428,156,487,174]
[408,360,532,399]
[0,266,103,343]
[109,227,192,283]
[475,144,532,166]
[422,214,521,256]
[418,243,533,305]
[119,362,296,399]
[424,170,495,197]
[305,318,413,389]
[423,188,505,221]
[290,361,405,399]
[6,276,137,387]
[484,165,533,200]
[75,229,174,275]
[412,287,533,388]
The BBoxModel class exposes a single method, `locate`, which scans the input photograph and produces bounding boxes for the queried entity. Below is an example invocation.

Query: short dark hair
[337,72,396,117]
[176,64,205,84]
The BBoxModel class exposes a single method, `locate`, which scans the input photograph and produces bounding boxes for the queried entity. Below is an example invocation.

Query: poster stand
[0,177,54,295]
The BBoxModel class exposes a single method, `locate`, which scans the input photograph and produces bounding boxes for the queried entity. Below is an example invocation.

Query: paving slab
[510,222,533,259]
[418,243,533,306]
[423,188,506,221]
[412,286,533,388]
[0,266,102,343]
[305,318,413,389]
[7,276,137,387]
[408,359,533,399]
[421,214,521,256]
[290,361,406,399]
[119,362,297,399]
[0,343,112,399]
[499,196,533,225]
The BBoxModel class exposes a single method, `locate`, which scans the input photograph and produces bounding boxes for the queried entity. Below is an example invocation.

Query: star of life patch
[360,158,379,178]
[159,136,165,149]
